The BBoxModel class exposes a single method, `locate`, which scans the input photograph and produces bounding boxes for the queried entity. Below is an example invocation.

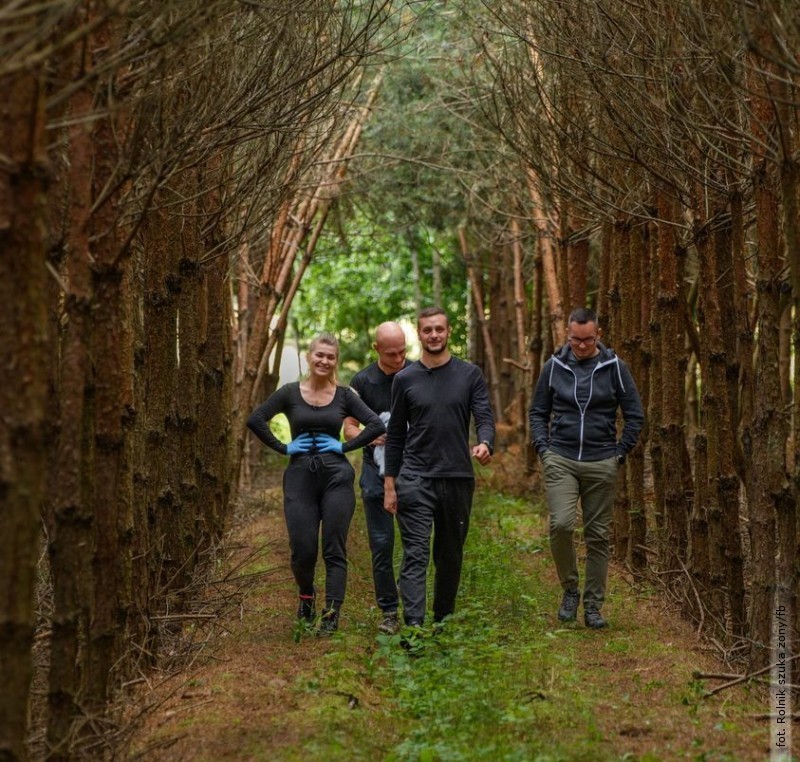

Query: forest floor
[125,456,781,761]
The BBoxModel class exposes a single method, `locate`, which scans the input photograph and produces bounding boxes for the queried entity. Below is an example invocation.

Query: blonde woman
[247,333,384,634]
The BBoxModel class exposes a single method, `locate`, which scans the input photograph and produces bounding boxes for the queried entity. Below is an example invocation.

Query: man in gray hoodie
[529,307,644,629]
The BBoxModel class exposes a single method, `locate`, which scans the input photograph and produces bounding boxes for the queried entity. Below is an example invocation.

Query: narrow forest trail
[128,463,772,761]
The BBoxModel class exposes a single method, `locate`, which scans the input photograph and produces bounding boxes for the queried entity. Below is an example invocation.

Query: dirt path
[127,478,775,761]
[126,482,383,760]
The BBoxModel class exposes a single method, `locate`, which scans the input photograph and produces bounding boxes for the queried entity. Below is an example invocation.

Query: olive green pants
[541,451,620,609]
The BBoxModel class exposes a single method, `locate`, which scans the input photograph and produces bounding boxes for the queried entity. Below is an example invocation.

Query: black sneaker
[584,606,607,629]
[557,589,580,621]
[317,608,340,636]
[378,612,400,635]
[297,593,316,624]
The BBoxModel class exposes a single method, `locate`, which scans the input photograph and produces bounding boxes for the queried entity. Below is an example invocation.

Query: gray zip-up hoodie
[529,342,644,462]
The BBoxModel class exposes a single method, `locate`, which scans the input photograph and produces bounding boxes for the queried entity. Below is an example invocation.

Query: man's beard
[425,339,448,354]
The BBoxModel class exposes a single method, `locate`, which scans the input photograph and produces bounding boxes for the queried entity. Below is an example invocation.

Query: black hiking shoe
[317,607,340,636]
[584,606,607,629]
[297,593,316,624]
[557,589,580,621]
[378,611,400,636]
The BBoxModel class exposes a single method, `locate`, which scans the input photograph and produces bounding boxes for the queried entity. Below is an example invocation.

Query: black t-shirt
[384,357,495,479]
[350,360,408,468]
[247,383,384,455]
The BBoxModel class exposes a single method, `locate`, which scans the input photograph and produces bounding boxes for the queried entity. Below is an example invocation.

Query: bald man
[344,322,409,635]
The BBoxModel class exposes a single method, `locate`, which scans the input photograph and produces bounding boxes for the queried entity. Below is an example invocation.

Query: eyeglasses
[568,336,597,347]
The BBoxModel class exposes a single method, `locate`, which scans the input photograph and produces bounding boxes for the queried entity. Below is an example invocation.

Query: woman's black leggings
[282,453,356,605]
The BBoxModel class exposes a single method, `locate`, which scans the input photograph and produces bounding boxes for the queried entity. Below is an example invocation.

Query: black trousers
[395,474,475,624]
[359,461,399,612]
[283,454,356,605]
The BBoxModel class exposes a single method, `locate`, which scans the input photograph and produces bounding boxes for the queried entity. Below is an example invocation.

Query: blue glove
[315,433,343,454]
[286,433,314,455]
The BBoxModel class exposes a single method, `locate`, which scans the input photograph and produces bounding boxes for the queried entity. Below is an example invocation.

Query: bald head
[376,321,405,345]
[374,322,407,374]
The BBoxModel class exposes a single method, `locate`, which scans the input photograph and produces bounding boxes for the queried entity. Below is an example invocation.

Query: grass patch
[365,492,617,762]
[131,479,770,761]
[283,489,767,761]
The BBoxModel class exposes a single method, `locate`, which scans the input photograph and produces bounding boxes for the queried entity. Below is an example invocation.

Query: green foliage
[269,414,290,442]
[356,2,476,229]
[289,208,416,365]
[290,206,469,374]
[290,0,506,370]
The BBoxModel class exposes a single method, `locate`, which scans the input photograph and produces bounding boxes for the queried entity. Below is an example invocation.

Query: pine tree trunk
[777,145,800,642]
[694,222,728,630]
[45,65,95,754]
[744,31,794,667]
[746,159,787,667]
[656,191,691,577]
[625,221,648,575]
[141,200,182,598]
[713,213,746,638]
[526,169,565,345]
[647,208,665,532]
[462,239,503,421]
[198,231,234,540]
[511,220,529,442]
[566,209,588,309]
[0,64,49,762]
[527,248,545,473]
[746,159,791,668]
[730,193,753,486]
[130,242,150,655]
[689,432,710,612]
[609,218,629,561]
[597,221,612,324]
[84,51,136,709]
[175,173,204,566]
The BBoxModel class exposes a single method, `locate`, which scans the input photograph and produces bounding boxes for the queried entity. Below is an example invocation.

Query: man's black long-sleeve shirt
[350,360,408,469]
[384,357,495,479]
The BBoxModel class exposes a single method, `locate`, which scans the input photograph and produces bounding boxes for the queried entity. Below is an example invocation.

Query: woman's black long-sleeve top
[247,382,385,455]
